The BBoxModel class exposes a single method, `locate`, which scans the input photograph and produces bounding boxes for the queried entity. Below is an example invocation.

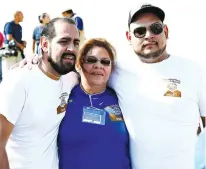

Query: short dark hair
[38,13,49,24]
[63,9,73,14]
[41,17,76,41]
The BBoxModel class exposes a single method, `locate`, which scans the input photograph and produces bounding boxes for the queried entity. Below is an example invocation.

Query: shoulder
[170,55,204,74]
[74,15,83,24]
[35,25,42,30]
[0,67,36,93]
[33,26,39,33]
[32,26,41,36]
[70,84,81,95]
[104,87,118,100]
[3,67,37,83]
[62,71,79,90]
[75,16,83,21]
[7,21,13,25]
[4,21,13,28]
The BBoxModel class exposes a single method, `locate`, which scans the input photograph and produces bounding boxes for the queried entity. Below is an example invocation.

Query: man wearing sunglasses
[109,3,206,169]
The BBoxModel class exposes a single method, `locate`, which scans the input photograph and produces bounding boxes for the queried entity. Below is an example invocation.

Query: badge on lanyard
[82,106,106,125]
[104,105,124,121]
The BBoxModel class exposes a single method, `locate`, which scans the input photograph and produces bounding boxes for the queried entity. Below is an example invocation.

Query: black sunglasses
[84,56,112,66]
[133,22,163,38]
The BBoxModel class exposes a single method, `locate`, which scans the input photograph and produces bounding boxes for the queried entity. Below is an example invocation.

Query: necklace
[80,83,106,95]
[39,62,60,80]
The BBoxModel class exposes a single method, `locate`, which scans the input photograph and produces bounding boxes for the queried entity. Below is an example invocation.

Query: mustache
[62,51,76,60]
[142,41,158,48]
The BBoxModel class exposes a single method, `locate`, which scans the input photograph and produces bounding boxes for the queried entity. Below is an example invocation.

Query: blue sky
[0,0,205,63]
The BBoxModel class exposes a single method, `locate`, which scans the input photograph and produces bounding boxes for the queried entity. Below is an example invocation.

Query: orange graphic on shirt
[57,92,68,114]
[164,90,181,97]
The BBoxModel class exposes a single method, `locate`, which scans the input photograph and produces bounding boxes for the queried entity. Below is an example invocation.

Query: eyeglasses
[133,22,163,38]
[84,56,112,66]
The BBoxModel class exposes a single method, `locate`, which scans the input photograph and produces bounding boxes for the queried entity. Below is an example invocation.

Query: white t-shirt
[109,50,206,169]
[0,66,78,169]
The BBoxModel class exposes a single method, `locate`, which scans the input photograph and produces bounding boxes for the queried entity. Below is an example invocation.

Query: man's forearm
[32,40,35,54]
[6,35,24,50]
[15,41,23,49]
[0,149,10,169]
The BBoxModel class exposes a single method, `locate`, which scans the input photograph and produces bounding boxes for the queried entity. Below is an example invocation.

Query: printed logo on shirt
[104,105,124,121]
[163,79,181,97]
[57,92,69,114]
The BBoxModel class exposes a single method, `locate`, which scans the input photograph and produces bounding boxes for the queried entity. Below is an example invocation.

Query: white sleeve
[0,70,26,125]
[108,57,122,90]
[108,67,119,90]
[62,71,79,92]
[198,67,206,117]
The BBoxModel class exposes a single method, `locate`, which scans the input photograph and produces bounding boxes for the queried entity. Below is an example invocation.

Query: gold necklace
[40,62,60,80]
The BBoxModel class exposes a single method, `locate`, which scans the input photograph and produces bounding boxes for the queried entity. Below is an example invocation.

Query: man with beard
[109,3,206,169]
[0,17,79,169]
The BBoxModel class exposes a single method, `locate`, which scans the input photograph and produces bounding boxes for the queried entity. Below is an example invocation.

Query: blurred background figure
[0,32,4,47]
[62,8,85,47]
[2,11,26,79]
[0,32,4,83]
[32,13,50,55]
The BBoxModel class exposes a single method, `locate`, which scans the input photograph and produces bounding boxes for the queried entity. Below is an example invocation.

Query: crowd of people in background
[0,3,205,169]
[0,8,85,83]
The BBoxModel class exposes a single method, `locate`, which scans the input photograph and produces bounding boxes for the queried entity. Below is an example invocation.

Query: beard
[48,49,76,75]
[135,45,166,60]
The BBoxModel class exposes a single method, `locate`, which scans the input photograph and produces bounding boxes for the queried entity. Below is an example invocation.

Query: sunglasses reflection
[133,22,163,38]
[84,56,112,66]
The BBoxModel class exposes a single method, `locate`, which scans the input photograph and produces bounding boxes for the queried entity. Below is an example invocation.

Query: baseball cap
[128,3,165,27]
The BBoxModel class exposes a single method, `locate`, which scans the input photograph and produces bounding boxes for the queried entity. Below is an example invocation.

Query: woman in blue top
[58,38,131,169]
[32,13,50,54]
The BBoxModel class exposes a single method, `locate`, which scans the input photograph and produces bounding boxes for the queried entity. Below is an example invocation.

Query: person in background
[2,11,26,77]
[0,32,4,83]
[58,38,131,169]
[0,32,4,48]
[32,13,50,55]
[62,9,85,47]
[4,11,26,52]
